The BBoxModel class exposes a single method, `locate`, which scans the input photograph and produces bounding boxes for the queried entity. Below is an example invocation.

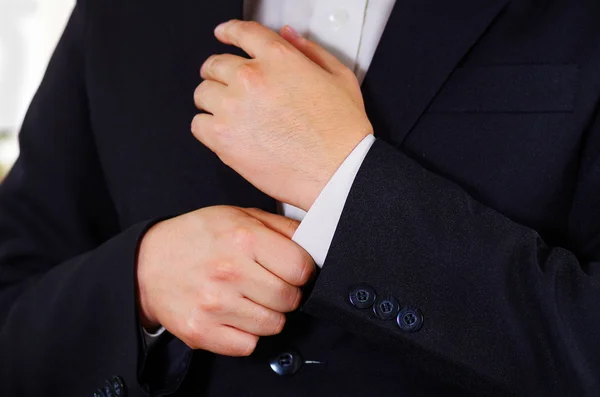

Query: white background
[0,0,75,174]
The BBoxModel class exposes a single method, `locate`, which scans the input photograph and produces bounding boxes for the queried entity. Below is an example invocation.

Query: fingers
[280,25,348,76]
[215,19,292,59]
[249,222,316,287]
[240,207,300,239]
[232,258,302,313]
[185,299,284,356]
[191,113,217,149]
[201,53,249,85]
[188,325,259,357]
[194,80,228,114]
[236,208,316,286]
[223,297,287,336]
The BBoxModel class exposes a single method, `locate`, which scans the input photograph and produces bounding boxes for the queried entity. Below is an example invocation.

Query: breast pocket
[426,64,578,114]
[404,64,581,227]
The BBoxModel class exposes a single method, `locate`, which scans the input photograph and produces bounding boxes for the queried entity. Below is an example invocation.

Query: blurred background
[0,0,75,180]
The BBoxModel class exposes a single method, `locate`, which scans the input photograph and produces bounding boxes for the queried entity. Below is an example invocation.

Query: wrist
[296,177,330,212]
[295,133,373,211]
[136,224,162,331]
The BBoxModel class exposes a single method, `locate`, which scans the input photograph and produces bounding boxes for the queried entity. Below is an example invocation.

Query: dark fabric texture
[2,0,600,395]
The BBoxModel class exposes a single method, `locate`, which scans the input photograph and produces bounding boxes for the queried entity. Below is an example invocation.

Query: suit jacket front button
[269,350,304,376]
[348,283,377,309]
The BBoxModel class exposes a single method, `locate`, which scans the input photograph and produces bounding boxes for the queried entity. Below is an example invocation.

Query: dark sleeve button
[373,295,400,320]
[348,284,376,309]
[111,376,126,396]
[102,382,115,397]
[269,350,303,376]
[397,308,424,332]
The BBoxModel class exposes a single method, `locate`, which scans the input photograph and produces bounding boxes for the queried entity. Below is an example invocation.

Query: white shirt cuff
[291,135,376,267]
[143,325,166,348]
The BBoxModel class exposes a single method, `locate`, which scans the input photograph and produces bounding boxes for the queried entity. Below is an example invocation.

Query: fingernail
[284,25,300,39]
[215,22,227,35]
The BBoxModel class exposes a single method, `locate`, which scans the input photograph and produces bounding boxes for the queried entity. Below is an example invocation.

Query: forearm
[0,222,155,396]
[302,138,600,395]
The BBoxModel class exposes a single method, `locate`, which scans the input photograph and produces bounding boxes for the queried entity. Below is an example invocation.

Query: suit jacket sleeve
[302,123,600,395]
[0,3,188,396]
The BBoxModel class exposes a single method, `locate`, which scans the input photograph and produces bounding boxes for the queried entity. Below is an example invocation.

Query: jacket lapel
[166,0,278,213]
[168,0,245,91]
[164,0,509,211]
[362,0,509,146]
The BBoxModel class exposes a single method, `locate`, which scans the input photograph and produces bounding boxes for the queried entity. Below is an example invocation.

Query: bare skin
[137,206,315,356]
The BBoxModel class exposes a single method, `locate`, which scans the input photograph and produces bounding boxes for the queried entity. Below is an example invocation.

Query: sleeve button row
[348,284,424,332]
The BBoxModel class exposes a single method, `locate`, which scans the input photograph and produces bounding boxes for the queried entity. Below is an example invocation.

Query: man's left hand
[192,20,373,211]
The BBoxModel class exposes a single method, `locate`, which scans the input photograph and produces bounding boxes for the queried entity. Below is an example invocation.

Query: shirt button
[397,308,424,332]
[373,295,401,320]
[349,284,377,309]
[269,350,304,376]
[329,8,350,30]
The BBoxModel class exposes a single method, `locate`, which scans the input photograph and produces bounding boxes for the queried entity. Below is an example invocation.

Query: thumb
[239,207,300,239]
[280,25,347,76]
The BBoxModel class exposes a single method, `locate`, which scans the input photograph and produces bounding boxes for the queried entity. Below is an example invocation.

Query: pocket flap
[427,64,579,113]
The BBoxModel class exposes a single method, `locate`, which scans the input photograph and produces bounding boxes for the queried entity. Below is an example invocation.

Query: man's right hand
[136,206,316,356]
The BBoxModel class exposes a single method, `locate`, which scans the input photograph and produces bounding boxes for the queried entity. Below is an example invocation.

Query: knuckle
[229,224,255,250]
[238,20,262,38]
[191,114,208,137]
[227,19,242,33]
[198,288,224,314]
[289,288,303,311]
[183,338,202,350]
[266,40,290,56]
[212,121,232,140]
[291,252,314,286]
[185,330,204,350]
[258,311,285,335]
[182,313,206,344]
[191,114,202,132]
[211,260,240,282]
[239,335,259,357]
[193,83,202,98]
[221,95,239,113]
[190,323,223,351]
[275,282,298,308]
[201,55,217,76]
[227,21,247,45]
[243,20,261,30]
[183,333,203,350]
[340,67,359,83]
[236,63,263,85]
[271,313,286,334]
[193,83,206,104]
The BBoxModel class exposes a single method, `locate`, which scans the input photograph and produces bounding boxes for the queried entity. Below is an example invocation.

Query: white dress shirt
[257,0,394,267]
[145,0,395,340]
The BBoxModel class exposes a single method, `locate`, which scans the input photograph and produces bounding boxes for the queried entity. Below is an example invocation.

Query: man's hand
[136,206,316,356]
[192,21,373,211]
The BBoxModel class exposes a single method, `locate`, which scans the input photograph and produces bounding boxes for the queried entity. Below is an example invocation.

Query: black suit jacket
[2,0,600,395]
